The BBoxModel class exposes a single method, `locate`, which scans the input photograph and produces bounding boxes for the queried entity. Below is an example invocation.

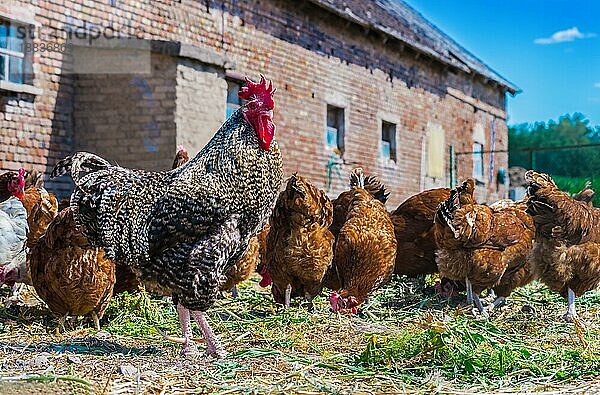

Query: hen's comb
[238,74,275,100]
[176,144,187,153]
[18,168,25,183]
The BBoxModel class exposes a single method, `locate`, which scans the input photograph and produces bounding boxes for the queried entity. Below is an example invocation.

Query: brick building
[0,0,518,206]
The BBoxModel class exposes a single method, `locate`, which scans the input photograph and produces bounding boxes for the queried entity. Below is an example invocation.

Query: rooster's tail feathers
[51,152,111,183]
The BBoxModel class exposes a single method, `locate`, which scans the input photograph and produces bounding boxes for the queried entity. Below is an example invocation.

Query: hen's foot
[521,304,536,314]
[485,296,506,313]
[562,311,577,322]
[472,294,489,319]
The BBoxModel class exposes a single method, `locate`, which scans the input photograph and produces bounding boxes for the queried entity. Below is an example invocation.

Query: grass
[2,277,600,394]
[552,175,600,206]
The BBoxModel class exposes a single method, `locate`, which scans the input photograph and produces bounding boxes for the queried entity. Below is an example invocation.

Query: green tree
[508,113,600,176]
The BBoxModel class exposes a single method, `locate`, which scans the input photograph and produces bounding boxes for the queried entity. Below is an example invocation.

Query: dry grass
[1,276,600,394]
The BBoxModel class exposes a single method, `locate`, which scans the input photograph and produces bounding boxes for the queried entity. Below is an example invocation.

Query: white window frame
[0,8,41,95]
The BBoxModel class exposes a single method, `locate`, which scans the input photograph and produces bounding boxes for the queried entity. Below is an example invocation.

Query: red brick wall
[0,0,510,205]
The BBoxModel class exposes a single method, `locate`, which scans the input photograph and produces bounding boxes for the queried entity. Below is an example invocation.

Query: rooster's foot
[205,344,228,359]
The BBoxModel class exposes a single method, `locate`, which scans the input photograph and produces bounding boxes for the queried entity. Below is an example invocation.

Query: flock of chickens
[0,75,599,359]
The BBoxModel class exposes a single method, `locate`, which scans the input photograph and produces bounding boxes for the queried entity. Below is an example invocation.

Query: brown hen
[21,185,58,249]
[485,197,536,310]
[526,171,600,320]
[330,174,389,238]
[328,169,396,314]
[29,207,116,330]
[266,174,334,307]
[435,179,534,315]
[389,188,450,277]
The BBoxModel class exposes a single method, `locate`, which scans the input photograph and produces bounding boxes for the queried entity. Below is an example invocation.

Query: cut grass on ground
[1,276,600,394]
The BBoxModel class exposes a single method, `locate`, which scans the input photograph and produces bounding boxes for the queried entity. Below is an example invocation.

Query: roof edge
[305,0,520,95]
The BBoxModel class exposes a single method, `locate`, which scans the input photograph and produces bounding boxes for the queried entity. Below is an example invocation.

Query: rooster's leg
[563,288,577,322]
[284,284,292,309]
[191,310,227,358]
[231,286,239,299]
[177,303,194,356]
[465,277,473,305]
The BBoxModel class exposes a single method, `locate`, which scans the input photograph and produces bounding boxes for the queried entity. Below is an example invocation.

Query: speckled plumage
[52,108,283,313]
[266,175,334,304]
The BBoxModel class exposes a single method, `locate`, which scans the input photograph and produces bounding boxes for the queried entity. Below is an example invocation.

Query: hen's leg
[177,303,194,356]
[284,284,292,309]
[465,277,473,305]
[91,312,101,331]
[563,288,577,322]
[472,293,489,318]
[486,296,506,313]
[5,283,24,307]
[191,310,227,358]
[231,286,239,299]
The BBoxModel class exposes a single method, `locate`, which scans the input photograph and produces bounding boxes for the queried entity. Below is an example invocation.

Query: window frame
[0,19,26,83]
[472,141,485,182]
[380,120,397,163]
[225,78,247,119]
[325,104,345,157]
[0,10,40,95]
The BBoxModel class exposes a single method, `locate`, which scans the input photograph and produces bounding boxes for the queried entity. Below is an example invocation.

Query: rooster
[171,145,265,299]
[52,75,282,357]
[526,171,600,321]
[328,169,396,314]
[265,175,334,308]
[434,179,534,316]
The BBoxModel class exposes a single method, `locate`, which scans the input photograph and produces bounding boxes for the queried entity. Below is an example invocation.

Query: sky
[404,0,600,127]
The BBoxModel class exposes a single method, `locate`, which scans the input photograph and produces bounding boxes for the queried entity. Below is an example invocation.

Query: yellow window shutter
[427,124,445,179]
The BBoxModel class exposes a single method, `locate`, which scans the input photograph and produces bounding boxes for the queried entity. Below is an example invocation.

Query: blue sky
[404,0,600,127]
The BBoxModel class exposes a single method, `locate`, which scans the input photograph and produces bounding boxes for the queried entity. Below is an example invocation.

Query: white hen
[0,197,28,303]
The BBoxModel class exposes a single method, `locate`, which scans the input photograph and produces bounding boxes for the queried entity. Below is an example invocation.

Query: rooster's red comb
[238,74,275,101]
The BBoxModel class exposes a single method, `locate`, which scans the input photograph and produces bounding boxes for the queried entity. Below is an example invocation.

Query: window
[0,19,26,84]
[473,142,484,181]
[326,105,345,156]
[226,79,246,118]
[381,121,397,162]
